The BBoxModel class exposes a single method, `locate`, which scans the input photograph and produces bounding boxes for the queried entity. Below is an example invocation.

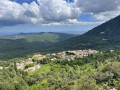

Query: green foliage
[0,64,28,90]
[92,62,120,86]
[66,51,75,55]
[78,76,99,90]
[114,78,120,89]
[25,63,34,69]
[25,33,59,42]
[26,84,43,90]
[32,57,38,62]
[41,80,49,86]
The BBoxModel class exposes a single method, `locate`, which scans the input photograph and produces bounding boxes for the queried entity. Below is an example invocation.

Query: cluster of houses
[24,64,40,72]
[16,60,40,72]
[50,49,99,61]
[16,60,33,70]
[16,54,45,72]
[32,54,46,60]
[67,49,99,57]
[15,50,99,71]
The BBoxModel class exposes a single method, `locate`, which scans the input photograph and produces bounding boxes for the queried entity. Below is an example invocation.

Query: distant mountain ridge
[0,32,76,40]
[24,32,77,43]
[0,32,76,60]
[50,15,120,51]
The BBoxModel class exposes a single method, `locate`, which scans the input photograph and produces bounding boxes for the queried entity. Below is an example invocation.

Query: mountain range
[0,32,76,60]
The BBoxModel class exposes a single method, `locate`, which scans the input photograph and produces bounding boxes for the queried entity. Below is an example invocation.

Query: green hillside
[0,32,76,41]
[0,32,75,60]
[25,32,75,43]
[25,33,59,42]
[51,15,120,51]
[0,33,45,39]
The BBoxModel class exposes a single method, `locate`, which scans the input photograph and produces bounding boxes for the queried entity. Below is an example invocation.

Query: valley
[0,32,76,60]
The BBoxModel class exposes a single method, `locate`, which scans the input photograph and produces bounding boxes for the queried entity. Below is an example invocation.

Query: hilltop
[0,32,76,41]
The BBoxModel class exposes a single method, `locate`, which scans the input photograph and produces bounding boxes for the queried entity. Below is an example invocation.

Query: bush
[78,76,99,90]
[27,84,43,90]
[25,63,34,69]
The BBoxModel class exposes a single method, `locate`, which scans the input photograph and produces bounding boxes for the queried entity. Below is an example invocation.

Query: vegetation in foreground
[1,49,120,90]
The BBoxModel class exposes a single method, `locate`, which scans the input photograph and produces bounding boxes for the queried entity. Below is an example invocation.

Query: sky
[0,0,120,35]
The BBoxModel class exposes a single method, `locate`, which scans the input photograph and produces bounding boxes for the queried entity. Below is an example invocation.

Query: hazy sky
[0,0,120,35]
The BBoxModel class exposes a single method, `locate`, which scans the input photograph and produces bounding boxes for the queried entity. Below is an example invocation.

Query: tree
[27,84,43,90]
[78,76,99,90]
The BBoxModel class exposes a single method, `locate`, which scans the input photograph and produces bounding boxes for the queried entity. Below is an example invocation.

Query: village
[12,49,99,72]
[0,49,99,71]
[16,54,46,72]
[57,49,99,60]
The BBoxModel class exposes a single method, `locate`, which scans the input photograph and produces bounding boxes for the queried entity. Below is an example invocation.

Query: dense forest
[1,49,120,90]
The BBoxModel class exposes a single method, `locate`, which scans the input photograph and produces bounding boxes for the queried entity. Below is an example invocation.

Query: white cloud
[0,0,81,26]
[66,19,103,25]
[74,0,120,21]
[0,0,43,26]
[0,0,120,27]
[41,19,103,26]
[93,9,120,21]
[38,0,80,21]
[75,0,120,13]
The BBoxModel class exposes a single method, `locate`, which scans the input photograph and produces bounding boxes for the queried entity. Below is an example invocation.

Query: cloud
[0,0,42,26]
[0,0,81,26]
[93,9,120,21]
[41,19,103,26]
[66,19,103,25]
[38,0,80,22]
[75,0,120,13]
[0,0,120,27]
[74,0,120,21]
